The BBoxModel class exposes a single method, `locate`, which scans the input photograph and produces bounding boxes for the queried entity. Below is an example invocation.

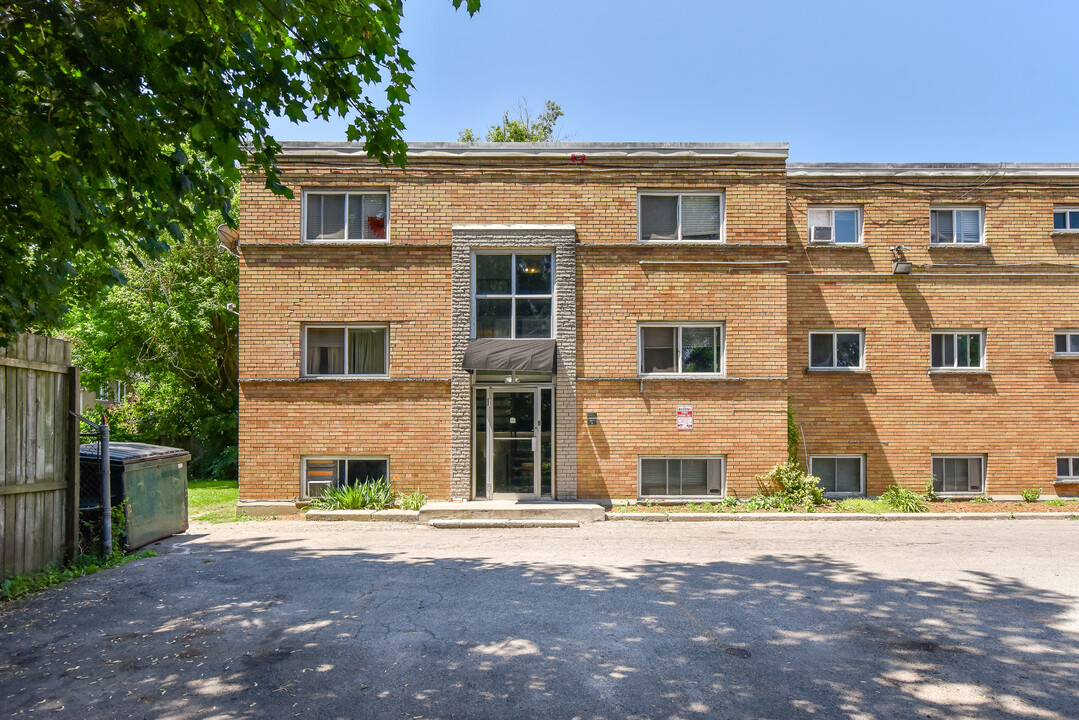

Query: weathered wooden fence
[0,334,80,578]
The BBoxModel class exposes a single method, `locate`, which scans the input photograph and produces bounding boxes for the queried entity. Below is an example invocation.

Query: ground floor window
[1057,456,1079,479]
[809,455,865,495]
[639,456,724,497]
[932,455,985,494]
[303,457,389,498]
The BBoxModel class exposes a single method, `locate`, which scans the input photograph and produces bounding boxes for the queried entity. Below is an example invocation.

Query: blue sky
[267,0,1079,161]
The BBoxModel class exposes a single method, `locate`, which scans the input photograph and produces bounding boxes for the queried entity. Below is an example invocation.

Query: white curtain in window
[307,328,344,374]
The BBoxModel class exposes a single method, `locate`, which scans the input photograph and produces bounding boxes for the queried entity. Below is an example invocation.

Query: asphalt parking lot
[2,519,1078,719]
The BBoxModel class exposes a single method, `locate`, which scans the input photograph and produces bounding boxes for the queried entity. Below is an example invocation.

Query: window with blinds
[930,207,983,244]
[639,457,724,497]
[809,456,864,495]
[639,193,724,241]
[305,191,389,241]
[639,324,723,375]
[930,331,984,370]
[932,456,985,494]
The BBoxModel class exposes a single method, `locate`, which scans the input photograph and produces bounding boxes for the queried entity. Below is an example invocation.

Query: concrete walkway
[2,520,1078,719]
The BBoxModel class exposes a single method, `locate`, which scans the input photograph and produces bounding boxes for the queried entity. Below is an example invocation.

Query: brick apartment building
[237,142,1079,512]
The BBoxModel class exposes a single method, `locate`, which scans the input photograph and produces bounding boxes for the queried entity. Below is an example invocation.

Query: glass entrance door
[492,390,536,496]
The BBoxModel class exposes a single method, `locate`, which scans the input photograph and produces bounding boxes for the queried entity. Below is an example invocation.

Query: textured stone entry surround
[450,226,578,500]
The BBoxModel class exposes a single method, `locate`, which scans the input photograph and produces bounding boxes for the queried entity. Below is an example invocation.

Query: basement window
[303,457,389,499]
[639,457,725,497]
[1057,456,1079,480]
[809,456,865,496]
[932,455,985,494]
[639,193,725,241]
[303,325,388,377]
[304,191,389,241]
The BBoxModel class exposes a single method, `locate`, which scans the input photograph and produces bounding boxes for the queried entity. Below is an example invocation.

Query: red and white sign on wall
[676,405,693,430]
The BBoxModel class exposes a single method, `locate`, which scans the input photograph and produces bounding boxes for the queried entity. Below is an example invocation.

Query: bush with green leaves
[1020,488,1042,503]
[397,490,428,511]
[924,481,938,502]
[309,479,394,511]
[880,484,928,513]
[755,461,826,508]
[1046,498,1068,507]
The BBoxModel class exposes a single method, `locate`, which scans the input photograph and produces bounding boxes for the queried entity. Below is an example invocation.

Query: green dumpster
[79,442,190,550]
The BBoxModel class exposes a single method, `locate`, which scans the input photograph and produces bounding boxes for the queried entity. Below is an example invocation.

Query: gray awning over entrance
[463,339,557,373]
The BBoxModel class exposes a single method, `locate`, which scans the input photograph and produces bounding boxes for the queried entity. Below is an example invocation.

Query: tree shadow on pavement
[1,533,1077,719]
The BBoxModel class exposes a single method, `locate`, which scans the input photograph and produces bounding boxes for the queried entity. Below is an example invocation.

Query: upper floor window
[1053,207,1079,231]
[473,253,553,339]
[639,193,724,242]
[304,191,388,242]
[930,331,984,370]
[639,324,724,375]
[1055,330,1079,355]
[809,330,864,370]
[303,325,388,377]
[808,206,862,245]
[930,207,983,245]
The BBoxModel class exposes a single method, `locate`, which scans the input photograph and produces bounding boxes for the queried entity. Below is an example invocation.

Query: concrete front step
[305,509,419,522]
[428,519,581,529]
[419,500,605,524]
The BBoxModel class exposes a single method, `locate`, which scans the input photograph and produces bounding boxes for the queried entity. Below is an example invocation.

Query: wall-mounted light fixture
[890,244,912,275]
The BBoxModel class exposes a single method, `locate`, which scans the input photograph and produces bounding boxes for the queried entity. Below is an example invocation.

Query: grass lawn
[188,479,239,522]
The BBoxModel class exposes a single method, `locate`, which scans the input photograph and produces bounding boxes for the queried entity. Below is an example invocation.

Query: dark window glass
[1070,211,1079,229]
[1058,457,1071,477]
[515,255,553,295]
[1055,211,1067,230]
[476,255,512,294]
[641,327,676,372]
[515,298,552,338]
[640,196,679,240]
[1071,335,1079,353]
[836,333,862,367]
[475,298,512,338]
[931,210,954,243]
[810,334,834,367]
[1056,334,1068,353]
[681,328,716,373]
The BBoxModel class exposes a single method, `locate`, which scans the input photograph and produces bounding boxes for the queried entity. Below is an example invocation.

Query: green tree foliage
[0,0,480,342]
[459,99,564,142]
[66,204,239,478]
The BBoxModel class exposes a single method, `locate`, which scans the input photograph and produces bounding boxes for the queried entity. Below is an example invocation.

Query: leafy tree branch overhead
[0,0,480,341]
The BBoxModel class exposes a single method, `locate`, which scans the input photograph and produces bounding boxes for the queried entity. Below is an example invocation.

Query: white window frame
[931,455,986,495]
[1053,329,1079,357]
[929,206,984,245]
[301,189,390,243]
[637,191,726,243]
[929,330,986,371]
[1053,206,1079,232]
[301,456,390,499]
[809,455,866,497]
[637,323,725,377]
[807,206,863,245]
[637,456,726,499]
[301,324,390,378]
[807,330,865,371]
[470,250,555,340]
[1056,455,1079,480]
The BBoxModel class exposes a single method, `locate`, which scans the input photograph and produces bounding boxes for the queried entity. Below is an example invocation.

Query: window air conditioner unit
[811,225,833,242]
[306,481,332,498]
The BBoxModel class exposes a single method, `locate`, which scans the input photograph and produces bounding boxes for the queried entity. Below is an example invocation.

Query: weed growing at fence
[1,548,155,603]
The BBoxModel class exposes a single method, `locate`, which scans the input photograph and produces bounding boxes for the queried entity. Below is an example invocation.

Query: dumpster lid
[79,442,191,465]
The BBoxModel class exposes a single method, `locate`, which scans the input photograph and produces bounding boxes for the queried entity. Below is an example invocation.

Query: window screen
[811,457,863,494]
[932,456,984,493]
